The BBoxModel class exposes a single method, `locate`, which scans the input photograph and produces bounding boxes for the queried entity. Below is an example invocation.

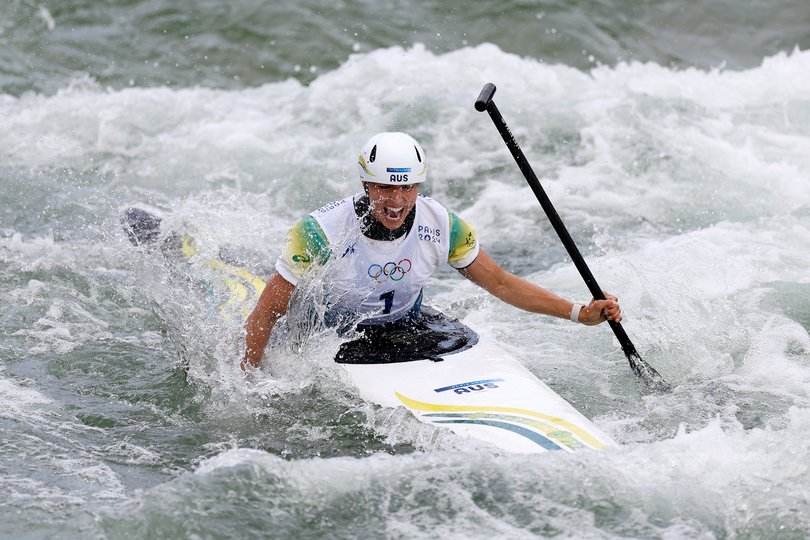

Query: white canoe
[342,337,616,453]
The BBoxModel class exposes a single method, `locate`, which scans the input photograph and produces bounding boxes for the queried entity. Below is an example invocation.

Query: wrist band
[569,303,583,323]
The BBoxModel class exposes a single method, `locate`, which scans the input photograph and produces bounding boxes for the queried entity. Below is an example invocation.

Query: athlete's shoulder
[276,214,332,284]
[311,195,354,217]
[416,193,448,210]
[287,215,330,259]
[415,194,453,224]
[448,210,480,269]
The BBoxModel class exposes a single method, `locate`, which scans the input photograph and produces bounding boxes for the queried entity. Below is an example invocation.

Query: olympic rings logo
[368,259,412,281]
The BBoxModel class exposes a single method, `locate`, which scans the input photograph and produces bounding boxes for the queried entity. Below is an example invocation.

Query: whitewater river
[2,1,809,538]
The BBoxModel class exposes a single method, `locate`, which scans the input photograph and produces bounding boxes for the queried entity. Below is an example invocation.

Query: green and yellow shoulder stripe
[278,215,331,283]
[448,211,479,269]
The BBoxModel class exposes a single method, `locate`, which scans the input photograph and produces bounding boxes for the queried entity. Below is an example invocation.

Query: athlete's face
[365,182,419,230]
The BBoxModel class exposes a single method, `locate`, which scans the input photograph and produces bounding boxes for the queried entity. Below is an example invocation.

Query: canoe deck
[342,337,616,454]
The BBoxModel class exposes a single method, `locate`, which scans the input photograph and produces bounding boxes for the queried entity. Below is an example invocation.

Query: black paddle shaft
[475,83,669,391]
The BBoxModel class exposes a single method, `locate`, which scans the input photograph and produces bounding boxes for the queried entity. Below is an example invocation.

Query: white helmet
[357,132,427,185]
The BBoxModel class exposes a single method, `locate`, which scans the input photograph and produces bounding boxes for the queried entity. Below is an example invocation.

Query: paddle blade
[627,351,670,392]
[122,207,161,246]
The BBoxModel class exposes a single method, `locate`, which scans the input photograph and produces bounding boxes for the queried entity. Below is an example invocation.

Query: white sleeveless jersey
[276,194,479,325]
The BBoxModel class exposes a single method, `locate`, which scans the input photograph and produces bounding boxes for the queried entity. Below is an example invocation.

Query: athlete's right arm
[242,272,296,371]
[243,213,329,372]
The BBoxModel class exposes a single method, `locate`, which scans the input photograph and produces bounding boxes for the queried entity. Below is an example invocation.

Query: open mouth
[383,206,404,221]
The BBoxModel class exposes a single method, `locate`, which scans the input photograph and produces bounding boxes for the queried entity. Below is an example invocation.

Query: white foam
[37,6,56,31]
[0,373,53,422]
[3,44,807,223]
[184,415,810,538]
[12,296,114,356]
[0,233,74,270]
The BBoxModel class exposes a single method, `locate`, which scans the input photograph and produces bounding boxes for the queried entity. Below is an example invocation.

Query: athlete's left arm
[458,249,621,325]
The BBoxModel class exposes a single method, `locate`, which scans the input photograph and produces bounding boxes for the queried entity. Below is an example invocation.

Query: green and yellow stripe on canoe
[395,392,608,451]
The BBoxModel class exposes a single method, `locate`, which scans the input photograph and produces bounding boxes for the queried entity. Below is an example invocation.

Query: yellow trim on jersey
[280,216,331,280]
[448,211,478,268]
